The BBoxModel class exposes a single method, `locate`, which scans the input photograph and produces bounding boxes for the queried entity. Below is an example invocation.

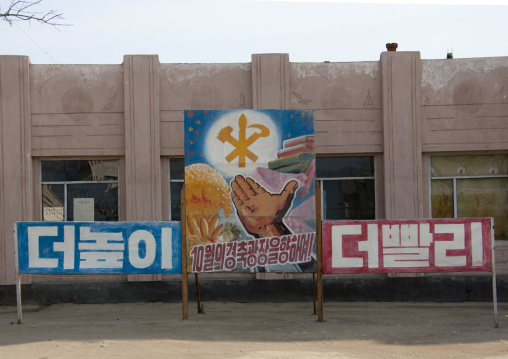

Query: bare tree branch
[0,0,69,27]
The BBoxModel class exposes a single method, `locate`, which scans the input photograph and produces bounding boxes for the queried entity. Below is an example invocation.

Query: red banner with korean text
[322,218,493,274]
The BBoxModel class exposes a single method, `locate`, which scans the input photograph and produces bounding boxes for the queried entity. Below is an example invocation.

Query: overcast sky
[2,0,508,64]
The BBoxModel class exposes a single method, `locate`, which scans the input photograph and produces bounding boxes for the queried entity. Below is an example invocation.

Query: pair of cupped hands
[230,175,297,238]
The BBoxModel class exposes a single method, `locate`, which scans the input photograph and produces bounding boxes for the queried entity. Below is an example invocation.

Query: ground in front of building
[0,301,507,359]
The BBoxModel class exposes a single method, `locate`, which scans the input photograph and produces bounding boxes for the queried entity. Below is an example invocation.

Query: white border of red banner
[322,218,493,274]
[322,218,498,328]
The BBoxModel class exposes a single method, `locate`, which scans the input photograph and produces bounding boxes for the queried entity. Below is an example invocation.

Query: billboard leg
[195,274,204,313]
[181,185,189,320]
[16,273,22,324]
[313,273,317,315]
[492,222,498,329]
[316,180,324,322]
[14,224,22,324]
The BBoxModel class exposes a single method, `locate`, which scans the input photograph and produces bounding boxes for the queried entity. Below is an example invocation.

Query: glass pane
[42,160,118,182]
[42,184,65,221]
[169,158,185,180]
[323,180,341,219]
[67,183,118,221]
[87,160,119,181]
[170,182,184,221]
[431,179,454,218]
[457,178,508,240]
[316,157,374,178]
[431,155,508,177]
[323,179,375,220]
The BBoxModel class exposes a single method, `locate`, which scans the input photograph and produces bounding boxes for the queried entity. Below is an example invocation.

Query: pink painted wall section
[420,57,508,275]
[123,55,162,282]
[322,218,493,274]
[159,63,252,156]
[382,52,423,220]
[290,62,383,154]
[0,56,33,284]
[252,54,290,109]
[421,58,508,153]
[123,55,161,223]
[30,64,125,157]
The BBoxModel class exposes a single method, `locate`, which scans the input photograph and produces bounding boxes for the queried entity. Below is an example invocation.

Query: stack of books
[268,135,315,174]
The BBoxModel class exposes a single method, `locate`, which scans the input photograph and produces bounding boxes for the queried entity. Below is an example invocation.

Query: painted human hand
[231,175,298,238]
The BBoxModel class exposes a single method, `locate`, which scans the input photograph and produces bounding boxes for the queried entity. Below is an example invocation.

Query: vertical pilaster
[124,55,162,281]
[251,54,293,280]
[0,56,32,285]
[381,51,423,220]
[124,55,162,221]
[252,54,290,109]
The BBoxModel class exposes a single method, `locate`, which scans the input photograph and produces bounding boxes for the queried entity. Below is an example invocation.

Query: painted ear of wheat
[187,213,224,246]
[185,163,233,245]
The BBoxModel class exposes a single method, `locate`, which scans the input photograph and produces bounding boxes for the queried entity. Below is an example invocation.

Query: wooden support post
[14,224,22,324]
[492,220,499,329]
[181,185,189,320]
[312,273,317,315]
[316,180,324,322]
[195,273,204,313]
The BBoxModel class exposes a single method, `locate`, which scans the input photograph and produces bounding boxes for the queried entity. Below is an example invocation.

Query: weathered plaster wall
[30,64,125,157]
[290,61,383,155]
[421,57,508,276]
[421,58,508,153]
[0,56,32,285]
[159,63,252,156]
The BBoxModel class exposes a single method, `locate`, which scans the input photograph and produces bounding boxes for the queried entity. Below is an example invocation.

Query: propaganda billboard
[322,218,493,274]
[184,109,316,273]
[16,222,182,274]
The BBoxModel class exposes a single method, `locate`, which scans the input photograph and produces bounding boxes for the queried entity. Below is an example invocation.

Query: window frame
[40,159,120,222]
[168,157,185,221]
[430,154,508,240]
[316,156,376,221]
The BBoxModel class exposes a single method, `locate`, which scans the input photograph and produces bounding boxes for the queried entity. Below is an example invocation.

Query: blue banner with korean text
[16,222,182,274]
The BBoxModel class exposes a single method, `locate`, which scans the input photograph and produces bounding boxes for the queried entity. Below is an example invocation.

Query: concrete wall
[1,52,507,287]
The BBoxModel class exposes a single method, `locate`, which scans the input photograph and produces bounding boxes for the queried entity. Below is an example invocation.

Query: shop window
[41,160,119,221]
[169,158,184,221]
[431,155,508,240]
[316,156,376,220]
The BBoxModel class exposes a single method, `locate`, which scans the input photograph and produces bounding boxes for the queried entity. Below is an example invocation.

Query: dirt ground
[0,301,507,359]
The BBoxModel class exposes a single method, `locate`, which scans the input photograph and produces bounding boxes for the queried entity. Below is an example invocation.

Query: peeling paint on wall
[291,61,379,79]
[422,57,508,93]
[160,63,251,84]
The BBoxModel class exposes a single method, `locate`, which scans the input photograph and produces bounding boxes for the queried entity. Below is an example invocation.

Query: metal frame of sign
[321,218,498,328]
[14,221,181,324]
[181,109,319,318]
[181,181,324,321]
[316,180,323,322]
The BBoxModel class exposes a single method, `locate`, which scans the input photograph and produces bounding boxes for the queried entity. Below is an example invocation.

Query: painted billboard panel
[322,218,493,274]
[16,222,182,274]
[184,109,316,273]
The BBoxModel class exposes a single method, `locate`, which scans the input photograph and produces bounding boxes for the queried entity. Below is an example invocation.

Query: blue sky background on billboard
[2,0,507,64]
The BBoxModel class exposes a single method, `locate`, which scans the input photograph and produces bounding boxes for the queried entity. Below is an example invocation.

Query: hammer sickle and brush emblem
[217,114,270,167]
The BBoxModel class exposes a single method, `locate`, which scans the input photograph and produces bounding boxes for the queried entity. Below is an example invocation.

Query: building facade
[1,52,507,292]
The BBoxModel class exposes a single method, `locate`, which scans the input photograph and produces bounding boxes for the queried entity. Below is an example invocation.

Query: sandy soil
[0,301,507,359]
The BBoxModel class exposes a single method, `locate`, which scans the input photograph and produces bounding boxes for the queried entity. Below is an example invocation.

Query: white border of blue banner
[16,222,182,274]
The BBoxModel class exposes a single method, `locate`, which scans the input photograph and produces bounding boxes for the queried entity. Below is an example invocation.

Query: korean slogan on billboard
[16,222,182,274]
[322,218,493,274]
[184,109,316,273]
